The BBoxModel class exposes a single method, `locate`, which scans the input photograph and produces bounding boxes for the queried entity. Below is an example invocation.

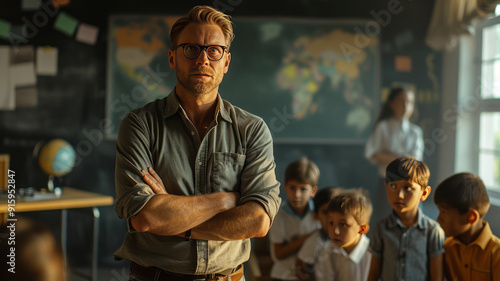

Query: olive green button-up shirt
[113,90,281,275]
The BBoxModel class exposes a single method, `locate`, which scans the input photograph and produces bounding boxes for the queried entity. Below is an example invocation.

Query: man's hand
[134,166,251,238]
[131,178,240,235]
[141,167,167,194]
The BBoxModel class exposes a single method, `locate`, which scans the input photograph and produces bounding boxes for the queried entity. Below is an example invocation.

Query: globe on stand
[37,139,76,192]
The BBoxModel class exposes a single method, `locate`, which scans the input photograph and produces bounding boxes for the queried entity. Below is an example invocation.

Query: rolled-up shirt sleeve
[114,112,156,227]
[428,222,445,258]
[238,118,281,225]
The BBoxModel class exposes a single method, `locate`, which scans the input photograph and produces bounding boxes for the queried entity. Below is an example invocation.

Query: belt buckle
[192,274,215,281]
[195,274,223,281]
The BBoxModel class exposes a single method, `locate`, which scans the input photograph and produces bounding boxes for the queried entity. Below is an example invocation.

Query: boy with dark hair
[367,156,445,281]
[296,186,344,281]
[434,172,500,281]
[269,157,321,281]
[315,189,373,281]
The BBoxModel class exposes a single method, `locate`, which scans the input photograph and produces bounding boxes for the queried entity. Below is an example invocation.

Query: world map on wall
[107,17,379,142]
[107,16,178,138]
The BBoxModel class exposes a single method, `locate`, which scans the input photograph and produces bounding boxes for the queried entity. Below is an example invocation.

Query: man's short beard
[193,81,210,94]
[176,68,222,97]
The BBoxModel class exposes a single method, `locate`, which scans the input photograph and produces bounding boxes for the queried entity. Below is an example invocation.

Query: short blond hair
[327,190,373,225]
[170,5,234,50]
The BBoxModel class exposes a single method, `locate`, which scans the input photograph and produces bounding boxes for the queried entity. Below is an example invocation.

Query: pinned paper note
[11,62,37,88]
[0,19,11,39]
[395,56,412,72]
[36,46,58,76]
[0,47,14,110]
[22,0,41,10]
[53,12,78,36]
[11,45,34,64]
[76,23,99,45]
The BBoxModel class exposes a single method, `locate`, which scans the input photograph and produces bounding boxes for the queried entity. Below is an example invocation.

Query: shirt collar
[349,234,370,264]
[448,222,493,250]
[163,88,232,123]
[217,95,232,123]
[332,234,369,264]
[164,89,181,118]
[387,208,425,230]
[401,118,410,132]
[282,199,315,219]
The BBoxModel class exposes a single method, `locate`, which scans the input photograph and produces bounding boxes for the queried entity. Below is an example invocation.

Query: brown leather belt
[130,262,244,281]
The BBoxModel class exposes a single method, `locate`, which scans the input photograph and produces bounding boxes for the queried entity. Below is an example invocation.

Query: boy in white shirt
[296,187,344,281]
[269,157,321,281]
[315,190,373,281]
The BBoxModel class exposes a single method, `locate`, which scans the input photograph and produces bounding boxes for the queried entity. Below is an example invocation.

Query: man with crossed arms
[113,5,281,281]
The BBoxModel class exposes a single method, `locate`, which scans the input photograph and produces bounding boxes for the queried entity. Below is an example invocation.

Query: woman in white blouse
[364,86,424,222]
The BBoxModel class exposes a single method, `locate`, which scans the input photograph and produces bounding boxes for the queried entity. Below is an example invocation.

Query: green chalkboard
[107,16,380,142]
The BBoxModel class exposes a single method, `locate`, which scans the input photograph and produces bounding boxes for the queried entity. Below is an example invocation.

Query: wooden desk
[0,187,114,281]
[1,187,113,212]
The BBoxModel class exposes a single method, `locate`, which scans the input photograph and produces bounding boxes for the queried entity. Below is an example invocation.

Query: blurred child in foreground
[0,217,64,281]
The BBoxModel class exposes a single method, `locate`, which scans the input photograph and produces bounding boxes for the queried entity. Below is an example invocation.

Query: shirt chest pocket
[471,266,491,281]
[212,152,246,192]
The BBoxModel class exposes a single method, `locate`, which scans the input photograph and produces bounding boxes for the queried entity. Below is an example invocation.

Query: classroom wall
[2,0,488,267]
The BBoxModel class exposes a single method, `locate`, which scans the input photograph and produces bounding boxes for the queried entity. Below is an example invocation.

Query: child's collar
[332,234,369,264]
[455,220,487,246]
[282,199,315,219]
[450,221,491,249]
[388,207,425,230]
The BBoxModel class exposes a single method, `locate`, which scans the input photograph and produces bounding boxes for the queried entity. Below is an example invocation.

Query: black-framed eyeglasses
[176,43,227,61]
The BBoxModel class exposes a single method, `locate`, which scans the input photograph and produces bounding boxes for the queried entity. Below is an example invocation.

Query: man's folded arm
[130,192,239,236]
[190,200,271,241]
[115,113,239,236]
